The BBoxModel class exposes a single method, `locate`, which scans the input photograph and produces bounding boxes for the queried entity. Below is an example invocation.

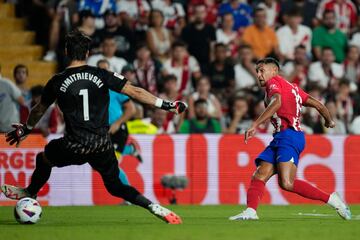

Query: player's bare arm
[245,93,281,144]
[303,95,335,128]
[121,81,188,114]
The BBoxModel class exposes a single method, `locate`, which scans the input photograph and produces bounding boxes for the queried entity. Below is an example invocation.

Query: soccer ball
[14,198,42,224]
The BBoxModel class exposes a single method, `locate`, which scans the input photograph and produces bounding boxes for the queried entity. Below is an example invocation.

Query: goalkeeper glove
[5,123,32,147]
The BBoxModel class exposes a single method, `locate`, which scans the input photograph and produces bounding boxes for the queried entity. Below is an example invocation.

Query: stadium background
[1,0,360,207]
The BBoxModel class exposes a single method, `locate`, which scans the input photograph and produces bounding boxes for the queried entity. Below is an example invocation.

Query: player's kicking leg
[89,150,182,224]
[277,161,351,220]
[229,161,276,220]
[1,152,51,200]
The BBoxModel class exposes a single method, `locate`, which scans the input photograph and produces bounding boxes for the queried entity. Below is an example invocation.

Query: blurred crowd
[1,0,360,135]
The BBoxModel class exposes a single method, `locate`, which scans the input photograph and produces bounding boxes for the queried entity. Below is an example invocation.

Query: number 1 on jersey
[79,89,89,121]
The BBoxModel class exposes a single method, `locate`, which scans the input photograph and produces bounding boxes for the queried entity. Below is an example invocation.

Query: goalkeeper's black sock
[104,178,152,208]
[26,152,52,196]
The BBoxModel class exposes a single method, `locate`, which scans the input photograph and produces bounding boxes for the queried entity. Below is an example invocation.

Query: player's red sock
[247,179,265,210]
[292,179,330,203]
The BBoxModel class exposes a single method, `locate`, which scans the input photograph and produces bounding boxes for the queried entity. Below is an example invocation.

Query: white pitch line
[294,213,360,220]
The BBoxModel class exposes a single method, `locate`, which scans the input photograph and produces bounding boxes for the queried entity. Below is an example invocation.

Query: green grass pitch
[1,205,360,240]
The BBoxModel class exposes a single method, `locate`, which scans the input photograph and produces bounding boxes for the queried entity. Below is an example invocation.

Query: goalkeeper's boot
[1,184,35,200]
[327,192,352,220]
[148,203,182,224]
[229,207,259,220]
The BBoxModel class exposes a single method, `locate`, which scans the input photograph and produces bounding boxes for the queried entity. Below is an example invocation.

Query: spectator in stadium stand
[281,45,310,88]
[146,10,173,63]
[218,0,253,32]
[13,64,31,104]
[216,13,240,59]
[132,43,164,96]
[301,83,324,131]
[120,65,144,119]
[335,80,354,131]
[181,3,216,74]
[276,8,312,61]
[116,0,151,41]
[87,36,128,73]
[312,10,348,63]
[78,0,117,29]
[188,0,219,27]
[143,107,176,134]
[222,96,252,134]
[208,43,235,103]
[187,76,222,119]
[251,98,271,133]
[178,99,222,133]
[43,0,78,62]
[151,0,186,37]
[315,0,357,34]
[241,7,282,61]
[279,0,319,28]
[255,0,280,29]
[308,47,344,92]
[343,45,360,91]
[234,44,258,91]
[163,41,201,96]
[319,100,347,134]
[92,9,136,62]
[158,74,184,131]
[0,69,25,133]
[76,10,96,42]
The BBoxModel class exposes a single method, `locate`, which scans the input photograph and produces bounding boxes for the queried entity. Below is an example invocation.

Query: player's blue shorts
[256,128,305,166]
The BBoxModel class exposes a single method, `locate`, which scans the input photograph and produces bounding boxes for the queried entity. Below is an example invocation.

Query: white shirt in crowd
[308,61,344,88]
[116,0,151,18]
[349,32,360,50]
[257,2,278,27]
[163,56,200,95]
[216,29,237,45]
[276,24,312,59]
[234,63,257,90]
[151,0,185,26]
[87,54,127,73]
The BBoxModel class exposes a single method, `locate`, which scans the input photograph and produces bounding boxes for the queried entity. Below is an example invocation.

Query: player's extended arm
[109,100,136,134]
[121,82,187,114]
[303,95,335,128]
[245,93,281,144]
[5,101,51,147]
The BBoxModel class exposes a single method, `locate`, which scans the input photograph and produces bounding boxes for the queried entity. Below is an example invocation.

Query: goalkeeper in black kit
[1,30,186,224]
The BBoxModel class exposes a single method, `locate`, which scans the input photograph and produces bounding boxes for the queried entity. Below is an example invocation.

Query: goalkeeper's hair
[65,30,92,61]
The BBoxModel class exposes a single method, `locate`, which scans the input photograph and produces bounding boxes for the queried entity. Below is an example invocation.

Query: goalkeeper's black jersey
[41,65,127,153]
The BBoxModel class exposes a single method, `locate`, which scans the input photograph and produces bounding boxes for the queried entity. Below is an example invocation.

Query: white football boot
[1,184,33,200]
[148,203,182,224]
[229,207,259,220]
[327,192,352,220]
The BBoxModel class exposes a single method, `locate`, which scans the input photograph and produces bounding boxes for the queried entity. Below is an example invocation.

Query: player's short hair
[256,57,280,71]
[171,40,187,50]
[295,44,306,51]
[286,7,302,17]
[96,59,110,67]
[163,74,177,83]
[321,46,334,54]
[135,42,149,52]
[323,9,335,18]
[214,42,226,50]
[30,85,44,97]
[65,30,92,61]
[13,64,28,77]
[194,98,208,107]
